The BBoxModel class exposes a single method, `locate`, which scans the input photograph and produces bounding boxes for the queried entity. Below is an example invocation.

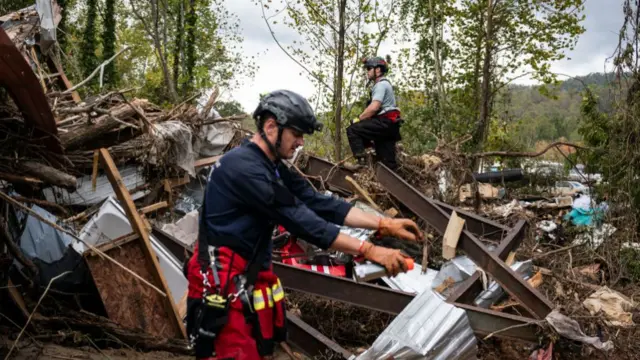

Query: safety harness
[191,164,283,356]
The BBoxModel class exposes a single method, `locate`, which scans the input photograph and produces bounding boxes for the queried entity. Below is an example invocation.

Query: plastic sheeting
[17,203,74,263]
[35,0,61,53]
[357,287,477,360]
[194,120,237,158]
[149,121,196,176]
[78,197,186,303]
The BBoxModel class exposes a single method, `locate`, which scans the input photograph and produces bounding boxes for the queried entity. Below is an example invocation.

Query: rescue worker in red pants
[346,56,402,170]
[185,90,422,360]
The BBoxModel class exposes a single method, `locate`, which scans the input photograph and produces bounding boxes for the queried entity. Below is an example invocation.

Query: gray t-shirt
[371,77,399,114]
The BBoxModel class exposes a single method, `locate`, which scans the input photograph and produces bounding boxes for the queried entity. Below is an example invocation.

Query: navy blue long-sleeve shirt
[201,140,353,268]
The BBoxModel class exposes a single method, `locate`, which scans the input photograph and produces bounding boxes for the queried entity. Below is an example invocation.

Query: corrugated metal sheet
[43,165,148,205]
[357,288,477,360]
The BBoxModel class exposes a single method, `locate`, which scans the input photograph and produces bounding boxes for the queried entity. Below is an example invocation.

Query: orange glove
[378,218,423,241]
[361,242,410,276]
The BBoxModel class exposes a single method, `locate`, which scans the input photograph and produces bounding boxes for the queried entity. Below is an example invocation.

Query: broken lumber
[345,176,382,212]
[194,155,222,168]
[19,161,77,189]
[442,211,465,260]
[140,201,169,214]
[60,99,148,151]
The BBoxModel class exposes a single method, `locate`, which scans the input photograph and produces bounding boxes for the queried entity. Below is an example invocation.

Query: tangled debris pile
[3,4,640,360]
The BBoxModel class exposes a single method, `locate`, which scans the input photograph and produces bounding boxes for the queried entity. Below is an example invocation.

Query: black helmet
[362,56,388,73]
[253,90,323,135]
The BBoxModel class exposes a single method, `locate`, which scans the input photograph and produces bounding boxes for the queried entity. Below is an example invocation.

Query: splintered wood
[442,211,465,260]
[85,240,180,339]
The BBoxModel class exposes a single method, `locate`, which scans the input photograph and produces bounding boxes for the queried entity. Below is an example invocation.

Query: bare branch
[259,0,334,93]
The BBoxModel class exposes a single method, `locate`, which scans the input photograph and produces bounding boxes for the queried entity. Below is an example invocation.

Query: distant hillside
[500,73,615,149]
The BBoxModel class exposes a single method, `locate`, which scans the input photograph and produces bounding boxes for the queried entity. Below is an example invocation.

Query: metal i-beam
[375,163,554,319]
[274,262,538,342]
[304,156,509,241]
[287,312,355,359]
[447,220,528,305]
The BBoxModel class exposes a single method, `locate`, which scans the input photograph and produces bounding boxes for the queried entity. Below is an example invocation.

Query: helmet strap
[259,125,284,162]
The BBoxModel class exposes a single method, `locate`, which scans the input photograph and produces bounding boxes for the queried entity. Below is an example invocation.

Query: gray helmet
[362,56,388,73]
[253,90,323,135]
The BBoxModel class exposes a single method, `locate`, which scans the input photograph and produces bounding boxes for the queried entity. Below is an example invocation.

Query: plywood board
[85,240,180,338]
[98,148,186,339]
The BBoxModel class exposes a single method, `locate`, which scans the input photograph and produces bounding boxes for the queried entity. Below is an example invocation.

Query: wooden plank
[98,148,186,339]
[85,240,181,338]
[168,175,190,188]
[140,201,169,214]
[442,211,465,260]
[345,176,382,212]
[84,233,139,256]
[46,55,81,103]
[91,150,99,191]
[194,155,222,168]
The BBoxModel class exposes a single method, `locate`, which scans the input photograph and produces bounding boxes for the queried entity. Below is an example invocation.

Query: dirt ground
[0,338,304,360]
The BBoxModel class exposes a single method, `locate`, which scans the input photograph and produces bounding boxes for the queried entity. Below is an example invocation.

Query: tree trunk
[429,0,445,132]
[172,0,185,89]
[19,161,77,190]
[151,0,179,103]
[472,8,484,128]
[102,0,117,87]
[60,99,148,151]
[184,0,197,94]
[474,0,494,152]
[333,0,347,161]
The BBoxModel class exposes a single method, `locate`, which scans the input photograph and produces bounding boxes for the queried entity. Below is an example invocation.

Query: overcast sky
[224,0,627,113]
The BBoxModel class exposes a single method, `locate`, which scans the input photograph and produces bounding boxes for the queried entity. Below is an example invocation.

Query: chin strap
[259,125,285,162]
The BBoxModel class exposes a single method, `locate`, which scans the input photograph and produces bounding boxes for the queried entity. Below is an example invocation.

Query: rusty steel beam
[287,312,355,359]
[447,220,528,305]
[455,303,538,343]
[304,155,354,193]
[376,163,553,319]
[275,262,538,342]
[275,262,410,314]
[152,214,538,342]
[303,156,508,240]
[431,199,510,241]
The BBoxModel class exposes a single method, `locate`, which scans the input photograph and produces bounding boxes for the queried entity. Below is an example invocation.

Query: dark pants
[346,116,401,170]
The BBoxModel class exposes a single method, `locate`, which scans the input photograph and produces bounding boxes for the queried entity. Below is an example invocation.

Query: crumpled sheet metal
[431,256,477,298]
[381,264,439,294]
[474,260,533,308]
[338,200,379,241]
[357,288,477,360]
